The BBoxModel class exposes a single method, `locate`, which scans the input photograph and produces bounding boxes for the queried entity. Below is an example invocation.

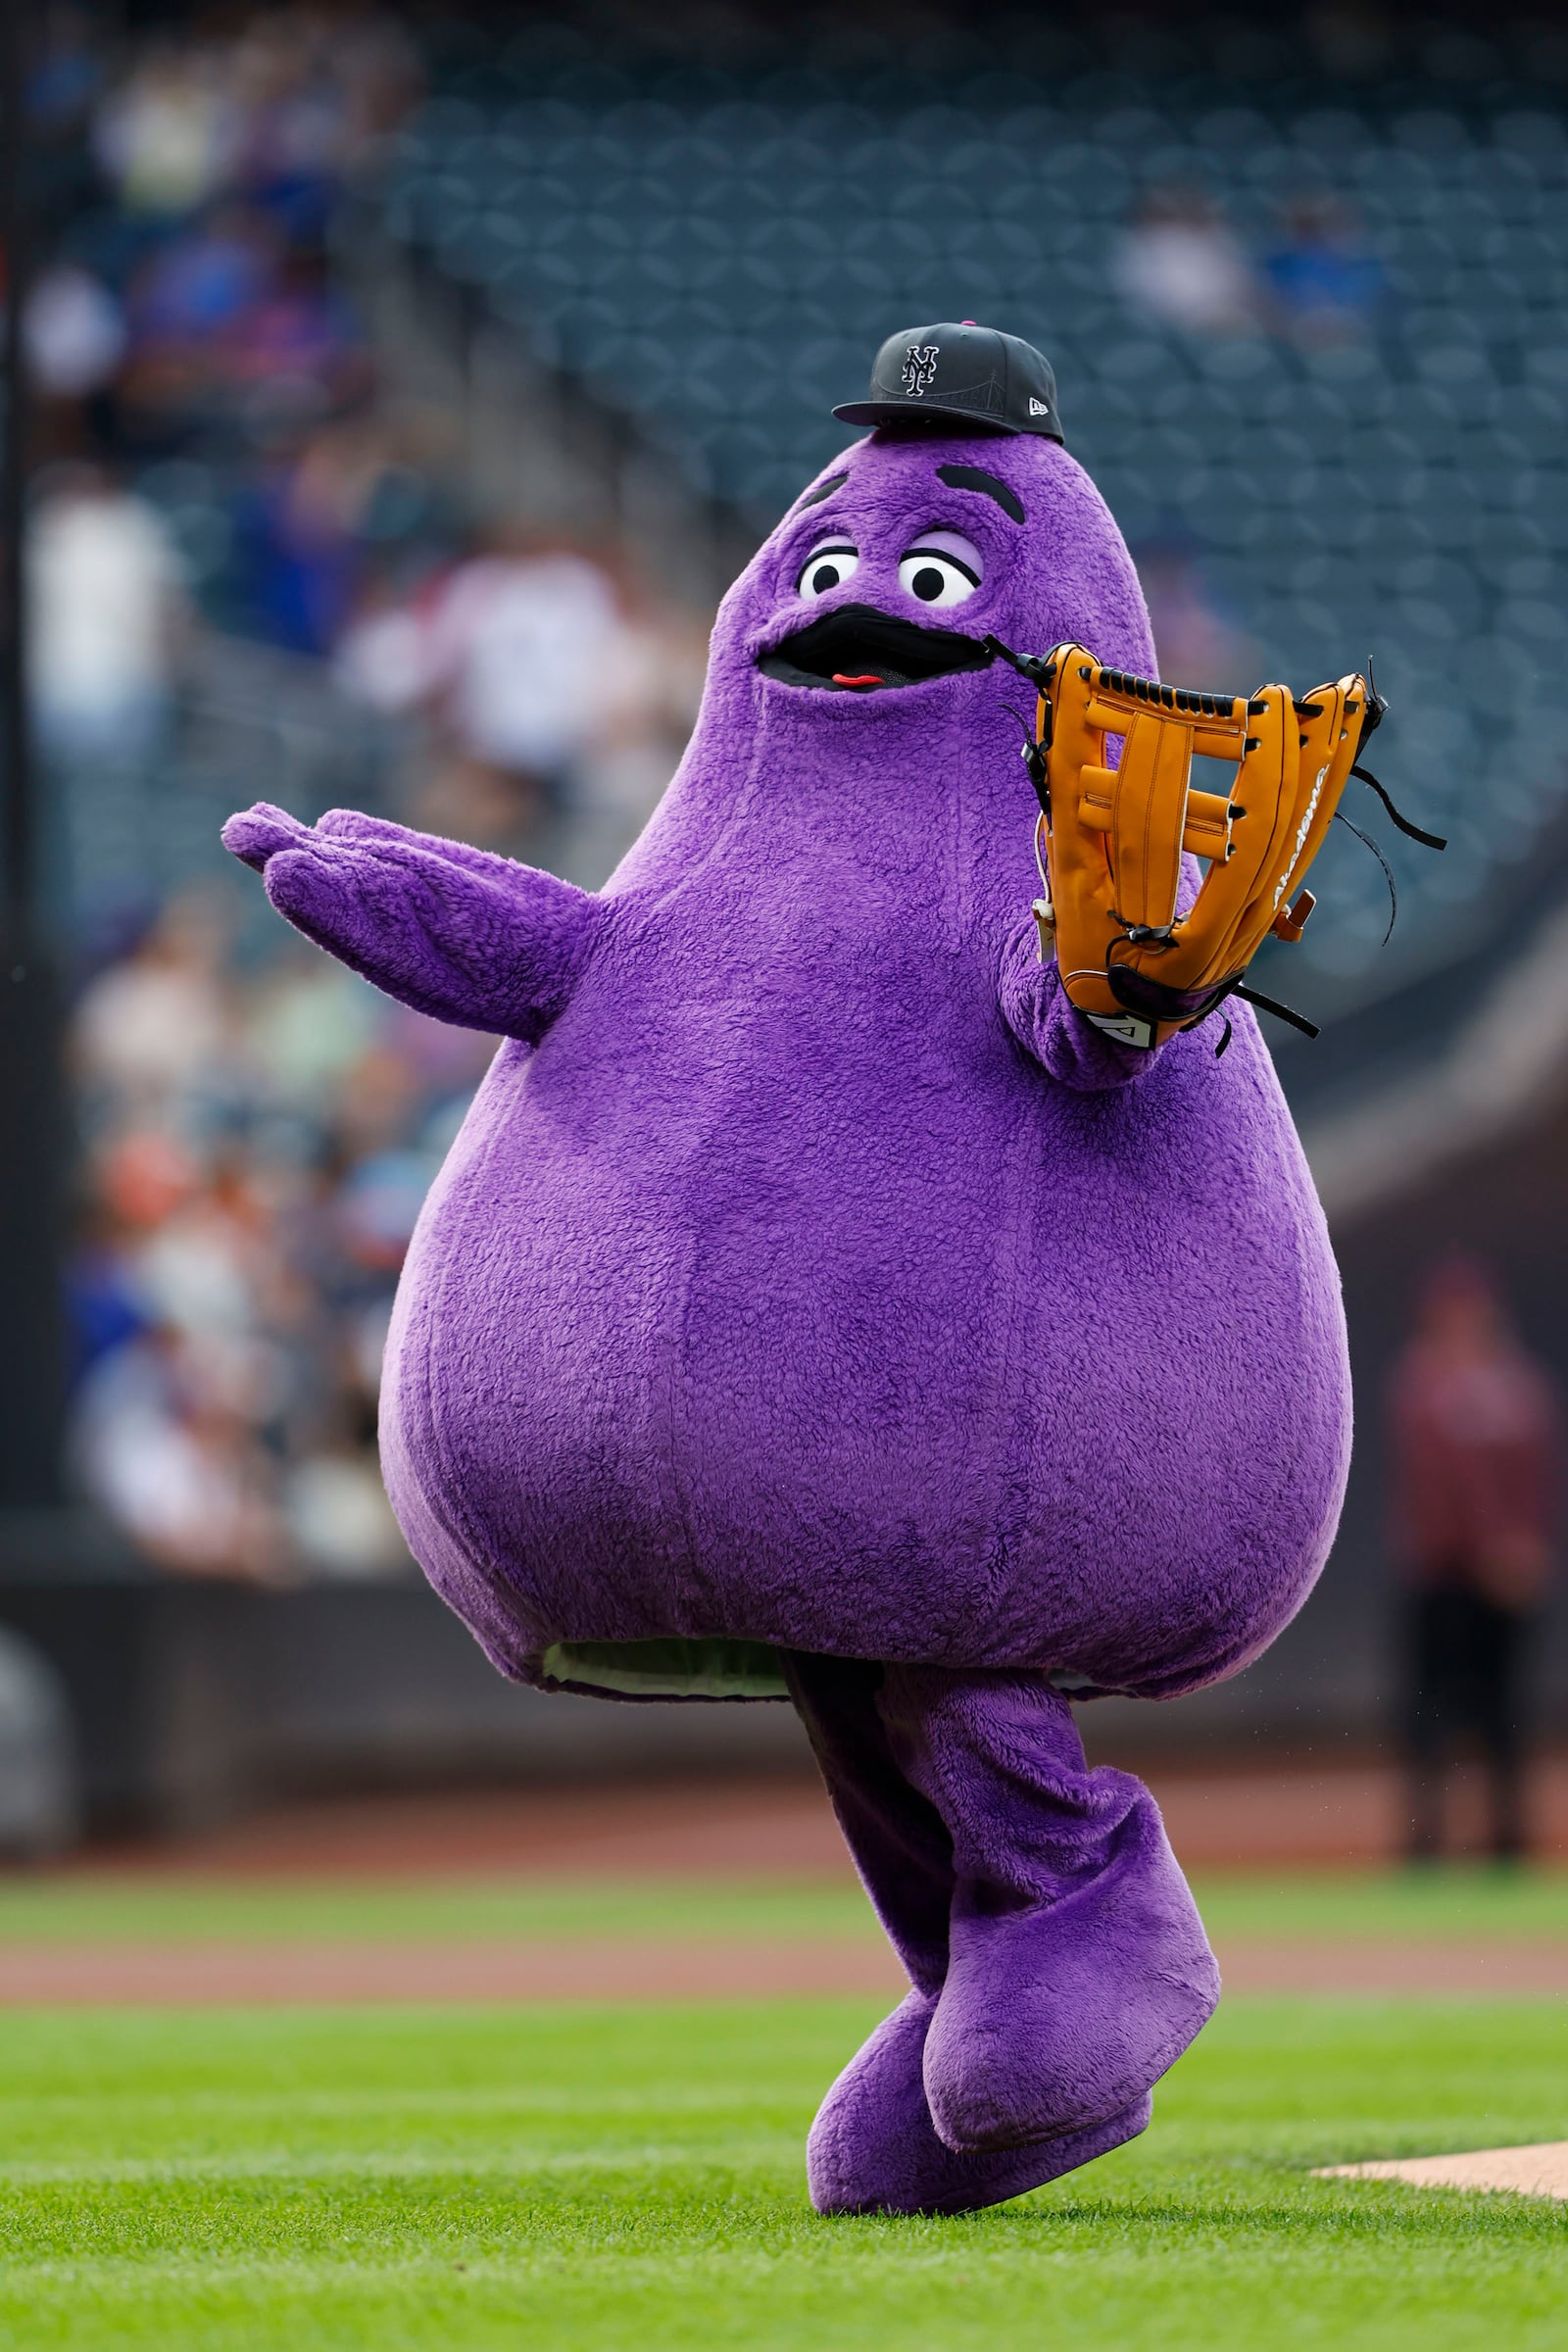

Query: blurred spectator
[566,589,710,874]
[25,263,125,403]
[282,1445,406,1579]
[28,5,104,138]
[24,7,107,228]
[1263,193,1384,345]
[1113,185,1264,336]
[322,7,423,155]
[1387,1257,1562,1863]
[227,12,349,242]
[27,465,187,769]
[231,418,392,656]
[244,944,382,1115]
[73,895,231,1125]
[126,204,277,385]
[422,537,627,786]
[67,1200,152,1390]
[221,240,368,425]
[65,882,495,1584]
[94,41,237,220]
[1137,536,1259,694]
[73,1323,286,1582]
[339,531,633,849]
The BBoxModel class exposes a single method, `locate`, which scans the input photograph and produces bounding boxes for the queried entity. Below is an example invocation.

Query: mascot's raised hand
[220,803,599,1041]
[226,324,1437,2218]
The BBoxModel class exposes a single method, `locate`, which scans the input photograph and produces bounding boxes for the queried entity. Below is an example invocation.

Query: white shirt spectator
[93,49,236,216]
[1114,189,1263,337]
[74,901,229,1112]
[283,1451,407,1579]
[28,477,185,756]
[350,551,629,780]
[25,266,126,400]
[71,1336,278,1581]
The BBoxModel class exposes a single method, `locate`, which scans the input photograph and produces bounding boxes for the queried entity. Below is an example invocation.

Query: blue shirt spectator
[1264,194,1384,343]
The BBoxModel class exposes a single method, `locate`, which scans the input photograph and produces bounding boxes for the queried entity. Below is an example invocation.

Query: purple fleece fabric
[805,1986,1153,2219]
[224,422,1350,2212]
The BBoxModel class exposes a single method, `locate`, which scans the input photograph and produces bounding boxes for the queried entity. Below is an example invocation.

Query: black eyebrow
[795,472,849,511]
[936,465,1025,523]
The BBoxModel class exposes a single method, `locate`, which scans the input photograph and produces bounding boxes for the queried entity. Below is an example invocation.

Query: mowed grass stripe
[0,2000,1564,2350]
[2,1867,1566,1945]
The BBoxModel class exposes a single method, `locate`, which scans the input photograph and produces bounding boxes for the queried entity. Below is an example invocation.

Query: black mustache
[757,604,996,691]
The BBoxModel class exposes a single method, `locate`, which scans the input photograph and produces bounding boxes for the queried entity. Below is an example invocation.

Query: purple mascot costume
[225,325,1350,2216]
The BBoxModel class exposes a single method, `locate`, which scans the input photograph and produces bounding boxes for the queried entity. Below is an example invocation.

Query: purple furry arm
[220,804,601,1041]
[998,917,1160,1091]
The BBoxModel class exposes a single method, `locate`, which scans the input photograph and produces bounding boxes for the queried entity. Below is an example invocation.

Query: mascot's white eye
[899,530,983,607]
[797,542,859,599]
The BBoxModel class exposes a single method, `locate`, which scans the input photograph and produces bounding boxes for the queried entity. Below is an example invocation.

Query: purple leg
[783,1653,1154,2215]
[878,1665,1220,2154]
[782,1653,951,1995]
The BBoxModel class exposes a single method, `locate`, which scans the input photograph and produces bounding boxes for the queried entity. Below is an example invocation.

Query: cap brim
[830,401,1023,433]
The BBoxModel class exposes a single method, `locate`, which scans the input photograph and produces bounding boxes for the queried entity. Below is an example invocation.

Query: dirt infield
[1213,1937,1568,1997]
[15,1762,1564,2007]
[1319,2141,1568,2199]
[0,1935,1563,2006]
[0,1936,903,2005]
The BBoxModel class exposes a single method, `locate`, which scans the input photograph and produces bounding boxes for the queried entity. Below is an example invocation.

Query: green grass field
[1,1983,1565,2348]
[1,1868,1563,2347]
[2,1863,1566,1945]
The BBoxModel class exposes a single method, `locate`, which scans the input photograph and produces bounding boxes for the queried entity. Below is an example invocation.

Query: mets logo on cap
[900,343,940,396]
[832,323,1065,446]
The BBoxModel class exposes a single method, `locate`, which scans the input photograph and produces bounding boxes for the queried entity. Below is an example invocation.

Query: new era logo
[1029,398,1051,416]
[901,344,940,396]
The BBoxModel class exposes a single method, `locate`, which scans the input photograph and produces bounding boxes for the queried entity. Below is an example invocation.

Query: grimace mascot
[225,325,1351,2216]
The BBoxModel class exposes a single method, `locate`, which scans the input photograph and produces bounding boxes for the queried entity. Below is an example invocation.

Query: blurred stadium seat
[379,21,1568,1001]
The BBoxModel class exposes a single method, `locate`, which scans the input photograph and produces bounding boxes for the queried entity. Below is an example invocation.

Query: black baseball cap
[833,322,1064,444]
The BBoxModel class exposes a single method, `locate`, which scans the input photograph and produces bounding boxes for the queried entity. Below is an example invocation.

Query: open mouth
[757,604,996,692]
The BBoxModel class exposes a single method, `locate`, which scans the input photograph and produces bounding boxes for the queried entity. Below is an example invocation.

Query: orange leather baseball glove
[985,638,1444,1050]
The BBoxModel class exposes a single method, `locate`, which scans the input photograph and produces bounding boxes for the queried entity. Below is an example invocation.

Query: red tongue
[832,672,884,689]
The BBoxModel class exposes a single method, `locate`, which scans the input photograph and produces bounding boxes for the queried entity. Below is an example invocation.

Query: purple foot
[922,1799,1220,2155]
[808,1989,1152,2217]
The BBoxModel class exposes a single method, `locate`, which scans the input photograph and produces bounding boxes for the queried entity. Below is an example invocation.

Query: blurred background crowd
[21,2,707,1584]
[2,0,1566,1852]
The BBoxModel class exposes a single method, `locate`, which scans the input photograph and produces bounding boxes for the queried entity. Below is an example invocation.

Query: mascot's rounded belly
[378,927,1348,1701]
